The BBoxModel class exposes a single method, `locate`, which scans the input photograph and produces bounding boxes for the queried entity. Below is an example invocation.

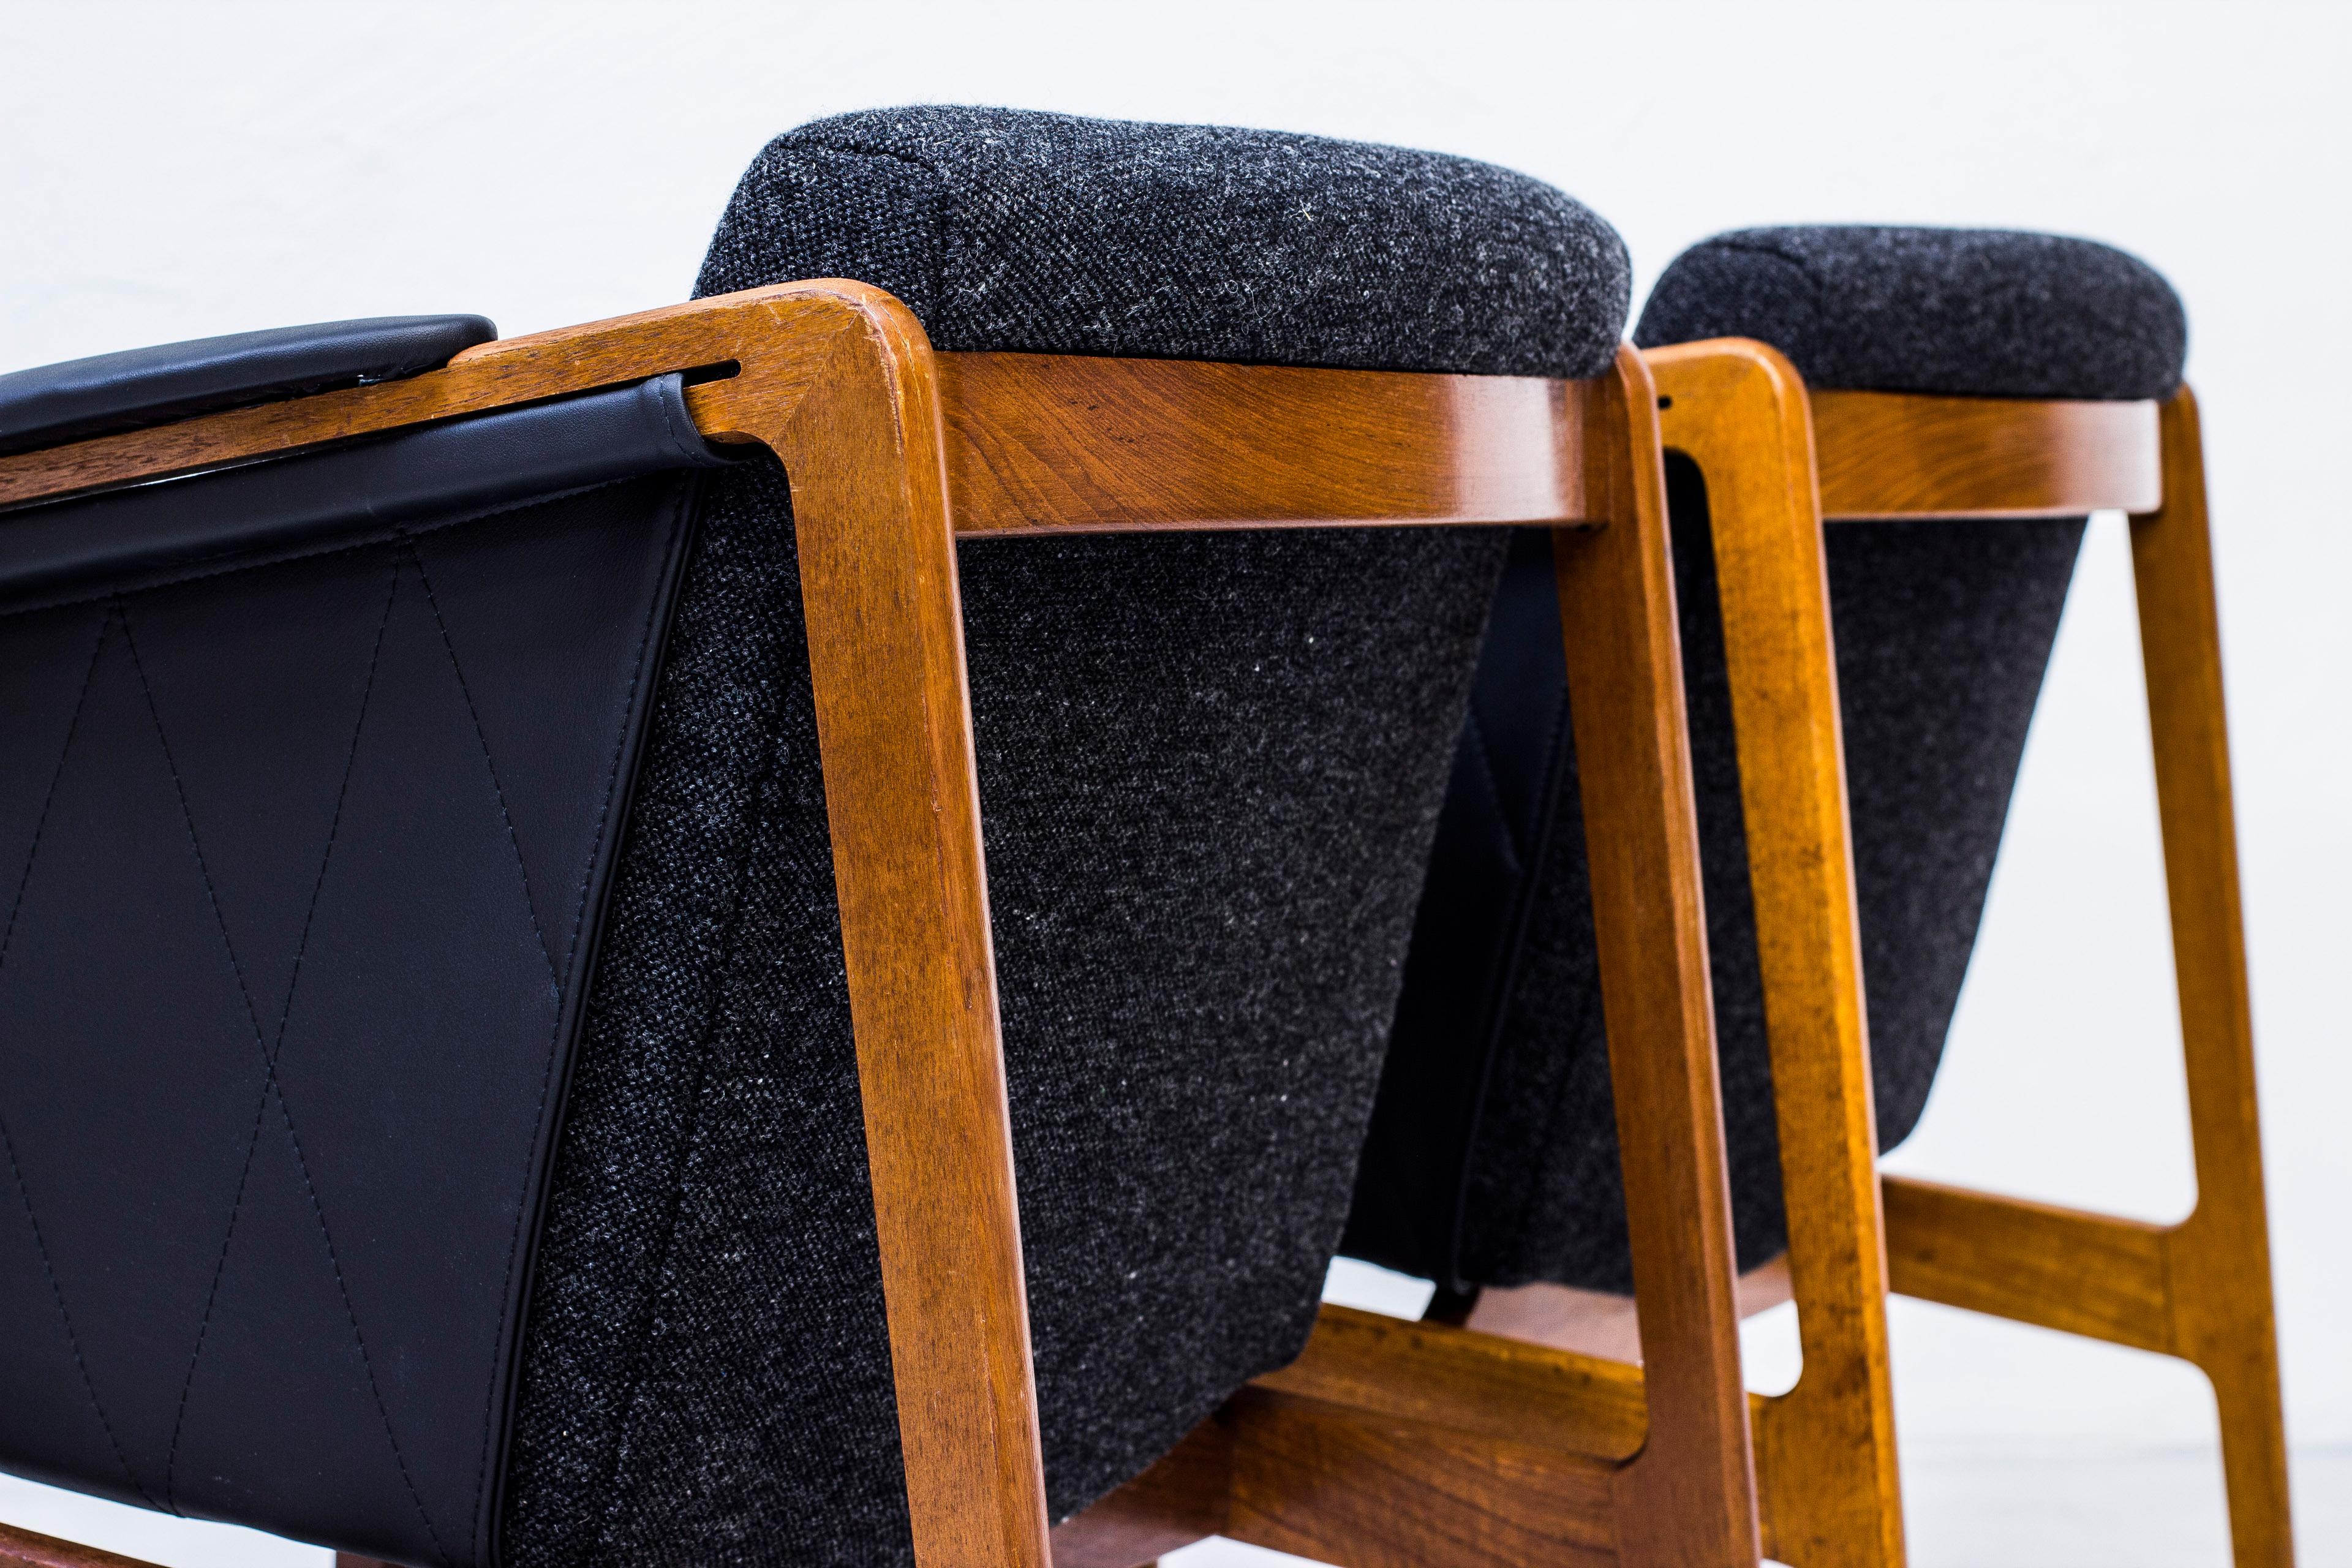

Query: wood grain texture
[0,281,1052,1568]
[1253,1304,1649,1461]
[0,286,859,511]
[1049,1417,1231,1568]
[0,303,1720,1568]
[935,352,1587,533]
[0,329,1598,539]
[1611,347,2291,1568]
[0,1526,168,1568]
[1646,340,1908,1568]
[1553,344,1761,1568]
[1811,383,2162,519]
[1882,1175,2175,1352]
[753,290,1052,1568]
[2130,389,2295,1568]
[1226,1389,1623,1568]
[1206,345,1763,1568]
[1868,392,2294,1567]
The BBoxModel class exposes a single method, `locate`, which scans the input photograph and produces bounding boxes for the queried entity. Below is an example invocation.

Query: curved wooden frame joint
[1878,386,2291,1567]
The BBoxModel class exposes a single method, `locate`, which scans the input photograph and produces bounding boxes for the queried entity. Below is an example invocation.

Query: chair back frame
[1634,337,2293,1568]
[0,285,1767,1568]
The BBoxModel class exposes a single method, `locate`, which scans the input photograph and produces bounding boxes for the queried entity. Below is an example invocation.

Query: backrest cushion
[1635,225,2186,400]
[502,106,1631,1567]
[1347,224,2155,1292]
[698,105,1629,378]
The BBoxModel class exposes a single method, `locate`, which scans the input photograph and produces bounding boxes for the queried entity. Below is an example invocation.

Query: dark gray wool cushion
[1634,225,2186,401]
[1444,479,2082,1291]
[497,105,1631,1566]
[1348,225,2163,1293]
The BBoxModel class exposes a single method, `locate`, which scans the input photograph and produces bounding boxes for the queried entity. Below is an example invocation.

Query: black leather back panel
[0,390,707,1566]
[1341,529,1574,1287]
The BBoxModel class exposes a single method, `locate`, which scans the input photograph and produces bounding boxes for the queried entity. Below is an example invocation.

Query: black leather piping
[0,316,498,456]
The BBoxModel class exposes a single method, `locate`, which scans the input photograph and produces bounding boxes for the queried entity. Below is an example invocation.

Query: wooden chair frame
[0,282,1772,1568]
[1619,337,2292,1568]
[1068,339,2294,1568]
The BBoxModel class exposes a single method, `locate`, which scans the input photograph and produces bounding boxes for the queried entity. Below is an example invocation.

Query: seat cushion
[1635,225,2186,400]
[502,107,1629,1568]
[698,105,1630,379]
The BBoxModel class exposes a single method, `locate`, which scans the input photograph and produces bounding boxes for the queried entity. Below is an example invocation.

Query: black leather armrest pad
[0,315,498,456]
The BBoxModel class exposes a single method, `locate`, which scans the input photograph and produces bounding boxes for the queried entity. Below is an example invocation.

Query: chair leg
[774,292,1053,1568]
[1551,342,1761,1568]
[2131,388,2295,1568]
[1199,344,1762,1568]
[1645,339,1907,1568]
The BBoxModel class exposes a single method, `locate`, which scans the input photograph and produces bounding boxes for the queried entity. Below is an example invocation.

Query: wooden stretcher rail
[2,295,1750,1568]
[0,293,1594,533]
[1811,385,2163,519]
[1226,1387,1624,1568]
[934,352,1587,533]
[1881,1175,2178,1355]
[1251,1305,1650,1461]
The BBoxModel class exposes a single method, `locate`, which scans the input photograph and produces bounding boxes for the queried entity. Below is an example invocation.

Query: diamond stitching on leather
[0,466,696,1567]
[118,593,456,1564]
[0,611,156,1509]
[160,559,402,1513]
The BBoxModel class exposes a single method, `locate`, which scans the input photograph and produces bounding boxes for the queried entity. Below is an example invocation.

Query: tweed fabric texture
[1442,465,2083,1290]
[1634,226,2186,401]
[696,105,1630,378]
[500,104,1629,1564]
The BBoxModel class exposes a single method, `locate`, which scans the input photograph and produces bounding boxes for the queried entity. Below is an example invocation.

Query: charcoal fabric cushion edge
[1635,225,2187,401]
[701,105,1631,380]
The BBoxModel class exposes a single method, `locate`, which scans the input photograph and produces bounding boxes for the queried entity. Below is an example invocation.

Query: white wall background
[1,2,2343,1564]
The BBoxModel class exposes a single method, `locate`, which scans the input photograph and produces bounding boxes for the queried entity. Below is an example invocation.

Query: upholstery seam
[0,610,157,1510]
[464,485,689,1556]
[0,611,109,979]
[118,602,454,1567]
[1457,707,1523,875]
[1493,948,1611,1281]
[0,1114,158,1508]
[1455,682,1591,1284]
[160,557,402,1512]
[0,477,634,625]
[404,535,562,992]
[580,582,804,1566]
[769,138,952,334]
